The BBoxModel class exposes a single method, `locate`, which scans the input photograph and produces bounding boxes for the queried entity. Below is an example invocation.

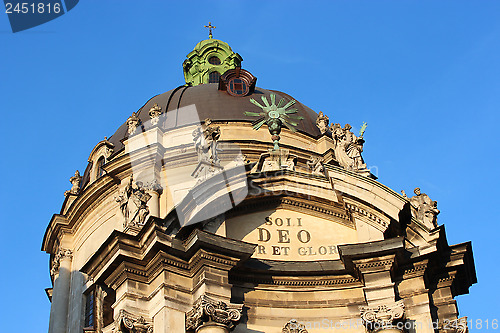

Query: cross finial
[204,22,216,39]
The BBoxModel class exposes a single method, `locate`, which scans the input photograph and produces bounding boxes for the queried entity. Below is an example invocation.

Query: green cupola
[182,31,243,86]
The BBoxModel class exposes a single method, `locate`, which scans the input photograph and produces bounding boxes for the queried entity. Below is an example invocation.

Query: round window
[208,56,221,65]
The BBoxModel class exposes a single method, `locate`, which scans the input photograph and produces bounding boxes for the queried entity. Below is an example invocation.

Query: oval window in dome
[208,71,221,83]
[208,56,221,65]
[227,78,249,96]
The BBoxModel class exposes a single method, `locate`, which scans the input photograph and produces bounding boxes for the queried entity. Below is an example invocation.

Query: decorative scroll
[359,300,405,331]
[282,319,308,333]
[185,295,242,332]
[50,249,72,276]
[116,310,153,333]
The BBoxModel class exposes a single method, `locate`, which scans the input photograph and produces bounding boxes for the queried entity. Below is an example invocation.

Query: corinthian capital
[185,295,242,332]
[359,300,405,331]
[50,248,73,276]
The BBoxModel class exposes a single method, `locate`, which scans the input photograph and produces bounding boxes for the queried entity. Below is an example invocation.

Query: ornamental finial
[204,22,216,39]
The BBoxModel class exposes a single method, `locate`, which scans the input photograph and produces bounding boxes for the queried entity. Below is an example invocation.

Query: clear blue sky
[1,1,499,331]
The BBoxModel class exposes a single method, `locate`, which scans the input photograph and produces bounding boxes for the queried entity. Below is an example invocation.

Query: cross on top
[204,22,216,39]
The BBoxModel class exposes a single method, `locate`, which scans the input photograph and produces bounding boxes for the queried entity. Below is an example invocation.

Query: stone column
[48,249,73,333]
[197,322,230,333]
[185,295,242,333]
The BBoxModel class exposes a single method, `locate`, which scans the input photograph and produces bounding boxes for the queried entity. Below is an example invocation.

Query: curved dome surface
[107,83,321,152]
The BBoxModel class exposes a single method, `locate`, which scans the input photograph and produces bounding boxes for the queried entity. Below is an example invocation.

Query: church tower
[43,28,476,333]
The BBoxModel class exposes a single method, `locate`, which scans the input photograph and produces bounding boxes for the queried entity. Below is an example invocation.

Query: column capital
[116,310,153,333]
[359,300,405,332]
[50,249,73,277]
[185,295,242,332]
[282,319,309,333]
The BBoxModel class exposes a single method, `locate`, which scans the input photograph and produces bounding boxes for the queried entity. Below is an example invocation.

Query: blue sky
[1,1,499,331]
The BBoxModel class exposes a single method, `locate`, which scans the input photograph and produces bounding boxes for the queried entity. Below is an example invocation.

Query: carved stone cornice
[185,295,242,332]
[115,310,153,333]
[359,300,405,331]
[282,319,309,333]
[50,248,73,276]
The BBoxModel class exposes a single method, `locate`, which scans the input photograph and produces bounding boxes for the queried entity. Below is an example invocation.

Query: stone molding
[115,310,153,333]
[282,319,309,333]
[50,248,72,276]
[359,300,405,331]
[185,295,242,332]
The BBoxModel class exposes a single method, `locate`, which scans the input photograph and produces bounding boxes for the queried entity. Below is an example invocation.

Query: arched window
[96,157,105,178]
[208,56,221,65]
[208,71,220,83]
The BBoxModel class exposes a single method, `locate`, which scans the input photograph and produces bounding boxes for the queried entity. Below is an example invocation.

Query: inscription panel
[225,210,357,261]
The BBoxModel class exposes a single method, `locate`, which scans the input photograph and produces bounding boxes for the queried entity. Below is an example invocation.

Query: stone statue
[331,123,367,172]
[116,176,152,228]
[65,170,82,196]
[192,118,221,165]
[307,156,324,175]
[316,111,330,135]
[126,112,140,135]
[409,187,440,229]
[148,103,162,126]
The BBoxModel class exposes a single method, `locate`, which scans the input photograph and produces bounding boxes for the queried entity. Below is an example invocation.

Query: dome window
[218,68,257,97]
[208,56,221,65]
[227,78,248,96]
[208,71,220,83]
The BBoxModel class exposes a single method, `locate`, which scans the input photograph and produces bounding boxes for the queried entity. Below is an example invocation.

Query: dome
[106,83,322,153]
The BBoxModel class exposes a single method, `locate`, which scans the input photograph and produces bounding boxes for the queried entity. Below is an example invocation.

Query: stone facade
[42,37,476,333]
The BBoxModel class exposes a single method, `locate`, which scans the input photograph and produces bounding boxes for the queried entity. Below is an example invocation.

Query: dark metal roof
[81,84,320,186]
[107,83,320,150]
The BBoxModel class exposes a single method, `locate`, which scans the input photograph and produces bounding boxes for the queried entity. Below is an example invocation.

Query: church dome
[106,83,321,153]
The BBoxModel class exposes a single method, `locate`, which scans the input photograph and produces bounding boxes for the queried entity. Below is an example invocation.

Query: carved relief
[185,295,242,332]
[251,149,297,173]
[316,111,330,135]
[148,103,162,126]
[50,249,72,276]
[330,123,368,174]
[306,156,324,175]
[65,170,82,196]
[115,176,152,228]
[359,300,405,331]
[126,112,140,135]
[409,187,439,229]
[282,319,308,333]
[115,310,153,333]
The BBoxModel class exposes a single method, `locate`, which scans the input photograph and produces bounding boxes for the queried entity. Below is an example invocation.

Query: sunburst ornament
[244,93,304,150]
